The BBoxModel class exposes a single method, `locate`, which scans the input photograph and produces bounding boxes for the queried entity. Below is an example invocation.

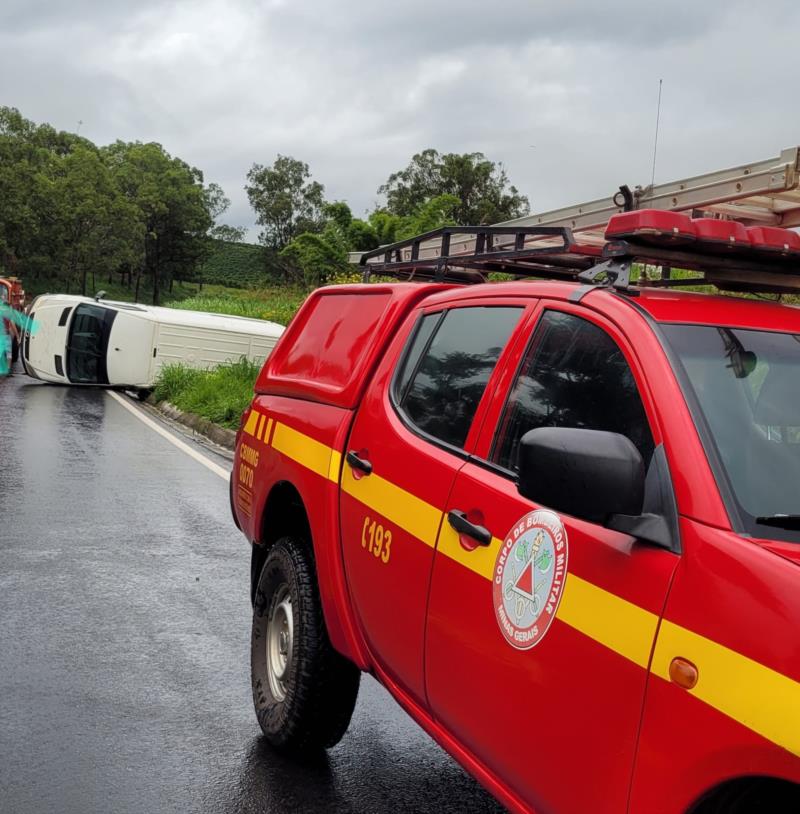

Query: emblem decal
[493,509,568,649]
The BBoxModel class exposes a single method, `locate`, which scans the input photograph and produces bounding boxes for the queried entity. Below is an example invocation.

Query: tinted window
[395,312,442,403]
[399,306,523,449]
[493,310,654,471]
[664,324,800,543]
[67,304,116,384]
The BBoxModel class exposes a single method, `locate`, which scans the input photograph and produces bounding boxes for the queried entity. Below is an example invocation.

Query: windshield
[664,323,800,543]
[67,303,116,384]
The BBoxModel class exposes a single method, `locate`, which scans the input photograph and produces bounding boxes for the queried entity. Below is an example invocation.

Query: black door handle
[346,450,373,476]
[447,510,492,546]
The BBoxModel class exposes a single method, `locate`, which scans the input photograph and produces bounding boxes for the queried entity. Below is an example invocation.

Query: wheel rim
[266,584,293,702]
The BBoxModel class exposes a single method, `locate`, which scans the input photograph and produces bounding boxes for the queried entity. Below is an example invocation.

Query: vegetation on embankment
[152,358,261,430]
[168,286,308,326]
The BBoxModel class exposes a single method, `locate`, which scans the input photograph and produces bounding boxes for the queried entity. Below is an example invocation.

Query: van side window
[492,310,654,471]
[397,306,523,449]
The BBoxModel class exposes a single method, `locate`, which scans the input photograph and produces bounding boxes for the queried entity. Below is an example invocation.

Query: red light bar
[605,210,695,243]
[746,226,800,256]
[691,218,750,249]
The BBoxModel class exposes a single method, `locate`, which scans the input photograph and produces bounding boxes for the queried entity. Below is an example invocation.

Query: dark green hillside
[198,239,282,288]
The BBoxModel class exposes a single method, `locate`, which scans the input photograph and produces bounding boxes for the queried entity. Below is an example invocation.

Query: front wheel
[251,536,360,754]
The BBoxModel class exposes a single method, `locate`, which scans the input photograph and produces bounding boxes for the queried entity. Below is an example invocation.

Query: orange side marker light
[669,657,699,690]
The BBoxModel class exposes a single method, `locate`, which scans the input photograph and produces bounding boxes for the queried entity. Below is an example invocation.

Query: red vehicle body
[231,215,800,813]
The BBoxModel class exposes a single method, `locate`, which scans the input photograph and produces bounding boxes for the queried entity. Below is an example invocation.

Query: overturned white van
[21,293,284,394]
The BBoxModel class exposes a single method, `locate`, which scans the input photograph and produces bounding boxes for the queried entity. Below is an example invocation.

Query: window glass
[67,304,115,384]
[493,310,654,471]
[664,324,800,542]
[400,306,523,449]
[395,312,441,403]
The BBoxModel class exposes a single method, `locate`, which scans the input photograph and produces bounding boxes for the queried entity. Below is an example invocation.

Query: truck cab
[231,216,800,814]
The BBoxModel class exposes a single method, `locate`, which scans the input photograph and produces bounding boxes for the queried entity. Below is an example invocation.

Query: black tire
[11,335,18,366]
[135,388,152,402]
[251,536,360,754]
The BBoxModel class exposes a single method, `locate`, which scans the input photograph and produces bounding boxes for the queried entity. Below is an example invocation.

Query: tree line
[0,107,531,300]
[247,149,529,286]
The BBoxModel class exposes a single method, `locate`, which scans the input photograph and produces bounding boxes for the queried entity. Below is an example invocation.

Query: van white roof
[31,294,285,337]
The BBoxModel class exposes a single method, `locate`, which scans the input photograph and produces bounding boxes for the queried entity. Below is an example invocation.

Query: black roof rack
[358,225,800,296]
[359,225,590,284]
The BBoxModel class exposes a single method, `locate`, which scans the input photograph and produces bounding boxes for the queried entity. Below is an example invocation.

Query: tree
[37,146,142,295]
[204,182,230,221]
[104,141,213,304]
[245,155,324,250]
[279,202,361,287]
[379,149,530,225]
[210,224,247,243]
[396,193,460,240]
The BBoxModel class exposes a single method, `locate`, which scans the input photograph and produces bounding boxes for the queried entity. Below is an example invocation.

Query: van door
[106,310,157,386]
[425,304,680,813]
[339,302,526,705]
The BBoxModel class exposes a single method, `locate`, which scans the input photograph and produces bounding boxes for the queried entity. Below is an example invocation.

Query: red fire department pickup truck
[230,212,800,814]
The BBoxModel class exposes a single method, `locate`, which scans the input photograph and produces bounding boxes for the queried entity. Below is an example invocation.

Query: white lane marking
[108,391,230,481]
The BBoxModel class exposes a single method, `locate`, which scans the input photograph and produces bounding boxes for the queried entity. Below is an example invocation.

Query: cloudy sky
[2,0,799,239]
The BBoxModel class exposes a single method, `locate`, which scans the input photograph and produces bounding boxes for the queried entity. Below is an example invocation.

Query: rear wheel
[251,536,360,754]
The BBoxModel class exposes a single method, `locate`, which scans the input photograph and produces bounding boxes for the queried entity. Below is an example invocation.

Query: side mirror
[517,427,644,525]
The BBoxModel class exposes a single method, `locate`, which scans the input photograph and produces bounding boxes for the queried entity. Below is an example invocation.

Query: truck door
[339,301,526,705]
[425,304,680,813]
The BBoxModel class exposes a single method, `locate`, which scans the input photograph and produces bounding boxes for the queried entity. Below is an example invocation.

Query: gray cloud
[1,0,799,239]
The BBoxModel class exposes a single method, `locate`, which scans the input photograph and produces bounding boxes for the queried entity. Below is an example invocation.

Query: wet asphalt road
[0,374,504,814]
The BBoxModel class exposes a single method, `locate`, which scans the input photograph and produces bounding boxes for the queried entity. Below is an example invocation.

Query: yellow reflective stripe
[557,574,659,668]
[341,463,442,548]
[437,523,500,579]
[256,414,266,440]
[651,620,800,757]
[264,420,800,756]
[327,449,342,483]
[265,417,274,445]
[242,409,260,437]
[272,422,333,480]
[439,523,656,667]
[427,523,659,667]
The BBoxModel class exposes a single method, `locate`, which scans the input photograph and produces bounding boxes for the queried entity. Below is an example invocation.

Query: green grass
[153,358,261,429]
[169,286,308,326]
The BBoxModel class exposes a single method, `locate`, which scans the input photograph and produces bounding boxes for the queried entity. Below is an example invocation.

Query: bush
[153,358,261,428]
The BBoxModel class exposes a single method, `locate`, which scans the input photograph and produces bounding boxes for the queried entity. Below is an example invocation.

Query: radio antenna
[650,79,663,194]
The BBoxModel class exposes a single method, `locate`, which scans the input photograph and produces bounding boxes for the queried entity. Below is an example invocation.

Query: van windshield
[67,303,116,384]
[664,324,800,543]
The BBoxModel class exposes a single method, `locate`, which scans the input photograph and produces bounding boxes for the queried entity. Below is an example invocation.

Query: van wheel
[251,536,360,754]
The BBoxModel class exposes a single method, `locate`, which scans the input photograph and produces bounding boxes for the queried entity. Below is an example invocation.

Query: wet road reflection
[0,375,504,814]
